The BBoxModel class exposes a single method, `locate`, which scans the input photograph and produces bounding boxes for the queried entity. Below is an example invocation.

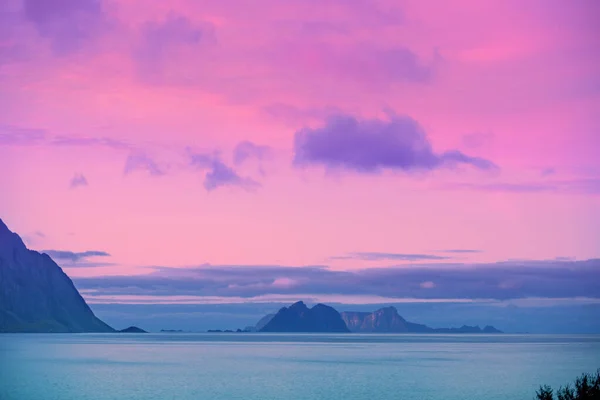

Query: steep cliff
[341,306,502,333]
[0,218,114,333]
[259,301,350,333]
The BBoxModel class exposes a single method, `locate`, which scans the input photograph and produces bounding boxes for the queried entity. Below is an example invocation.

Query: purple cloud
[72,258,600,301]
[0,125,130,149]
[124,152,165,176]
[293,114,497,173]
[0,125,46,145]
[443,179,600,196]
[204,160,259,191]
[189,151,260,191]
[135,13,215,83]
[42,249,110,262]
[23,0,107,55]
[334,252,450,261]
[233,141,271,165]
[279,44,436,87]
[541,167,557,176]
[51,136,129,149]
[69,173,88,189]
[441,249,482,254]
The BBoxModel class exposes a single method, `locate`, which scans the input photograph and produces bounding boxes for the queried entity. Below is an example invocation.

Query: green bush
[536,370,600,400]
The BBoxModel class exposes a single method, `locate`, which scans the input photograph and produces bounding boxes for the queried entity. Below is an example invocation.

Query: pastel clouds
[0,0,598,293]
[22,0,106,55]
[293,114,497,173]
[189,150,260,191]
[70,173,88,188]
[124,152,165,176]
[71,258,600,302]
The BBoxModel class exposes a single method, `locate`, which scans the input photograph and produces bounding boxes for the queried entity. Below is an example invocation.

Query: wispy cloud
[541,168,557,177]
[0,125,46,146]
[23,0,109,55]
[233,141,271,165]
[124,152,165,176]
[440,249,482,254]
[42,249,110,263]
[333,252,451,261]
[51,136,129,149]
[69,173,88,189]
[189,150,260,191]
[134,13,216,84]
[442,179,600,196]
[0,125,129,150]
[72,259,600,302]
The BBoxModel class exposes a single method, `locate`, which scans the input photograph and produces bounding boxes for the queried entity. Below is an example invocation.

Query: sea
[1,333,598,400]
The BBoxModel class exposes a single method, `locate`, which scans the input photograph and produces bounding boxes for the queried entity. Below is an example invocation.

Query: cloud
[69,173,88,189]
[23,0,108,55]
[124,152,165,176]
[233,141,271,165]
[72,259,600,302]
[134,13,215,83]
[276,43,436,88]
[204,161,260,191]
[0,125,129,149]
[51,136,129,149]
[333,252,450,261]
[441,249,482,254]
[189,151,260,191]
[0,125,46,145]
[293,114,497,173]
[42,249,110,262]
[541,167,556,176]
[442,179,600,195]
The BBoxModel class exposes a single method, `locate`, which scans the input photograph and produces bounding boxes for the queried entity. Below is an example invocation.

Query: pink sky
[1,0,599,298]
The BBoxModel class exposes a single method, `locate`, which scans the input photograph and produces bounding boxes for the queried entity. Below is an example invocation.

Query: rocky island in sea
[259,301,350,333]
[118,326,148,333]
[341,306,503,333]
[237,302,503,334]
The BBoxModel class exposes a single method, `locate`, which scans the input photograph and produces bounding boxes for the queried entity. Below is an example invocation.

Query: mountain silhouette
[0,218,114,333]
[342,306,502,333]
[341,306,433,333]
[259,301,350,333]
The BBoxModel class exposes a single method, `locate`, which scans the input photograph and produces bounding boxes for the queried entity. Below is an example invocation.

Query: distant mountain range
[253,303,502,333]
[341,306,502,333]
[0,218,115,333]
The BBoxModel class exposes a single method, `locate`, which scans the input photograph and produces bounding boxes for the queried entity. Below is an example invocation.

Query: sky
[0,0,599,322]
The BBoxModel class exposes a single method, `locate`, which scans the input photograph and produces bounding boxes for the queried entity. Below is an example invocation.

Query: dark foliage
[537,370,600,400]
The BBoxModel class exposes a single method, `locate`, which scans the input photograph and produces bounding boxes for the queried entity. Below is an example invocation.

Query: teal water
[1,334,598,400]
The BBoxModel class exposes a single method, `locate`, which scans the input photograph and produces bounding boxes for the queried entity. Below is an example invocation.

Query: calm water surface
[1,334,598,400]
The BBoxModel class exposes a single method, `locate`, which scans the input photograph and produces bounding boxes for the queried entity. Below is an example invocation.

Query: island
[341,306,503,333]
[118,326,148,333]
[259,301,350,333]
[247,302,503,334]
